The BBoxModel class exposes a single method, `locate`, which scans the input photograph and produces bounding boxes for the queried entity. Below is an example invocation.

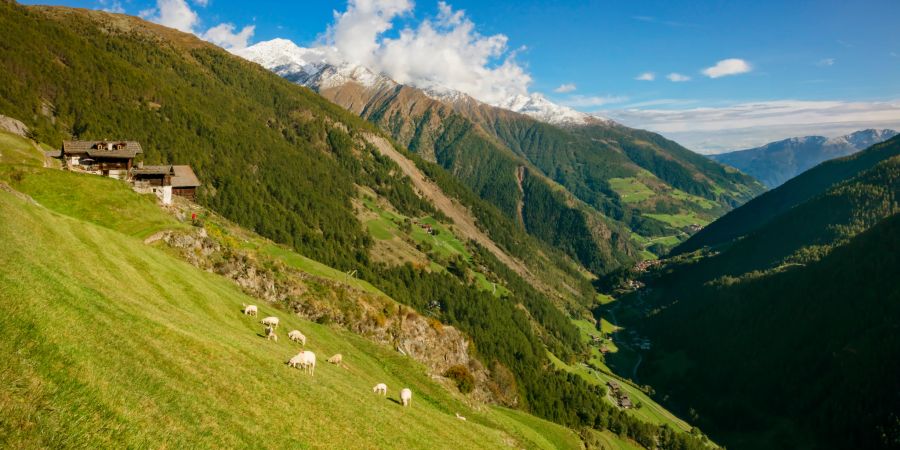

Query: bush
[444,364,475,394]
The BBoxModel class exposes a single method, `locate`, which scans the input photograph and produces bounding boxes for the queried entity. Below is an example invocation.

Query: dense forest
[0,3,712,447]
[313,74,764,266]
[631,149,900,449]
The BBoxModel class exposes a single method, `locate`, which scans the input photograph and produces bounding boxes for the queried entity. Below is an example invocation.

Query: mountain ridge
[711,128,898,187]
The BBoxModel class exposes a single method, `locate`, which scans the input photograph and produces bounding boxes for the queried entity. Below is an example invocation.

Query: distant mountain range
[238,39,764,268]
[710,129,898,187]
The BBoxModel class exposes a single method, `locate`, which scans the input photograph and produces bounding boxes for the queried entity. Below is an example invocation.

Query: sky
[22,0,900,153]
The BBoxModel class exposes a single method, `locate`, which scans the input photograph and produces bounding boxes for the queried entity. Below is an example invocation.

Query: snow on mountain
[493,93,610,126]
[235,39,392,90]
[238,38,609,127]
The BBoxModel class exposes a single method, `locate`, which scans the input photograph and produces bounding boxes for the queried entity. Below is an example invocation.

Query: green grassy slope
[675,134,900,254]
[0,177,588,449]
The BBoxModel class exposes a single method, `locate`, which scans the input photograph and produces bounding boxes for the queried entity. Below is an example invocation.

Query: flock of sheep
[242,304,423,410]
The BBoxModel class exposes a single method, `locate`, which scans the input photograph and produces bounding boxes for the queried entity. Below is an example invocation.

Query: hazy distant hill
[711,129,897,187]
[676,134,900,255]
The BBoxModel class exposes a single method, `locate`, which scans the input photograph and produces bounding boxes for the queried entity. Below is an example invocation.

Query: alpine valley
[0,1,897,450]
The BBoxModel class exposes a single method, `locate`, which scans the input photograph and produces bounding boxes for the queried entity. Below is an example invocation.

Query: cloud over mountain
[601,99,900,153]
[322,0,531,104]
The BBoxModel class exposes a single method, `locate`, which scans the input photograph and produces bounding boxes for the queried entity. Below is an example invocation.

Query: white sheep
[288,330,306,345]
[400,388,412,407]
[455,412,467,421]
[373,383,387,395]
[242,304,258,316]
[265,326,278,342]
[287,352,305,368]
[260,316,279,328]
[327,354,342,364]
[296,350,316,375]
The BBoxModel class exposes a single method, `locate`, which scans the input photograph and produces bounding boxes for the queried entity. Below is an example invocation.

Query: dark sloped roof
[132,165,174,176]
[171,165,200,188]
[63,140,143,158]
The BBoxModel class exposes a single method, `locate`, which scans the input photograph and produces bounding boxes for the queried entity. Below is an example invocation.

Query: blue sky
[23,0,900,152]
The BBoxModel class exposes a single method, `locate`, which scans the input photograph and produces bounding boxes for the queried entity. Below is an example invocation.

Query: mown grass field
[0,171,583,449]
[608,177,656,204]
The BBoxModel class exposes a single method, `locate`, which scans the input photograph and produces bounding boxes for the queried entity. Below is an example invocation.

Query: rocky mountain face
[238,39,765,265]
[711,129,898,187]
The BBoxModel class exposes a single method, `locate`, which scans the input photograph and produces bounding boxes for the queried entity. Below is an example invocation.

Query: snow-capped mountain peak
[493,93,611,126]
[238,38,610,127]
[236,39,392,90]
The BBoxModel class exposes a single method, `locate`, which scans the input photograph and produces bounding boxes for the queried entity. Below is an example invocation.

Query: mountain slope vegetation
[676,134,900,254]
[0,4,710,448]
[625,143,900,449]
[240,39,765,265]
[0,171,586,449]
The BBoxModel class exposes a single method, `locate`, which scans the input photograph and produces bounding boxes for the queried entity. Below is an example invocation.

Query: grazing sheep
[400,388,412,407]
[327,354,342,364]
[455,412,467,421]
[260,316,279,328]
[287,352,305,368]
[373,383,387,395]
[265,326,278,342]
[242,304,258,316]
[288,330,306,345]
[297,350,316,375]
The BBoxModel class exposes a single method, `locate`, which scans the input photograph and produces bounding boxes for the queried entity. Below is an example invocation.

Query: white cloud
[667,73,690,82]
[98,0,125,13]
[817,58,835,67]
[142,0,255,51]
[203,23,256,51]
[599,99,900,153]
[321,0,531,105]
[146,0,199,33]
[702,58,751,78]
[560,95,628,108]
[635,72,655,81]
[554,83,577,93]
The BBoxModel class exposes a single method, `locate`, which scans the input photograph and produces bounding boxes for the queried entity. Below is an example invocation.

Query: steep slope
[0,176,586,449]
[239,38,764,263]
[0,5,712,448]
[622,150,900,448]
[676,134,900,254]
[639,213,900,450]
[711,129,898,187]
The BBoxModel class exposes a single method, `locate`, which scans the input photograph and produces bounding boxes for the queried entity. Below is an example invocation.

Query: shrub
[444,364,475,394]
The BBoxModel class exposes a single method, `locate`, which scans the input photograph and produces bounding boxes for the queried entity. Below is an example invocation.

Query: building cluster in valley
[606,380,633,409]
[55,140,200,205]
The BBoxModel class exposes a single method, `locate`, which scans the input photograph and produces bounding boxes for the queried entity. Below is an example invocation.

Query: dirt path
[365,134,533,280]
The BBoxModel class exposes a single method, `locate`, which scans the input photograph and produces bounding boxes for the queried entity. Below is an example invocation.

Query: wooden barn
[132,164,201,204]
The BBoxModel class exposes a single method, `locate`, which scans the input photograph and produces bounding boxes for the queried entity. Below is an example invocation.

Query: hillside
[0,169,587,449]
[675,134,900,254]
[0,128,711,449]
[0,3,712,448]
[617,144,900,448]
[239,39,765,264]
[711,129,897,187]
